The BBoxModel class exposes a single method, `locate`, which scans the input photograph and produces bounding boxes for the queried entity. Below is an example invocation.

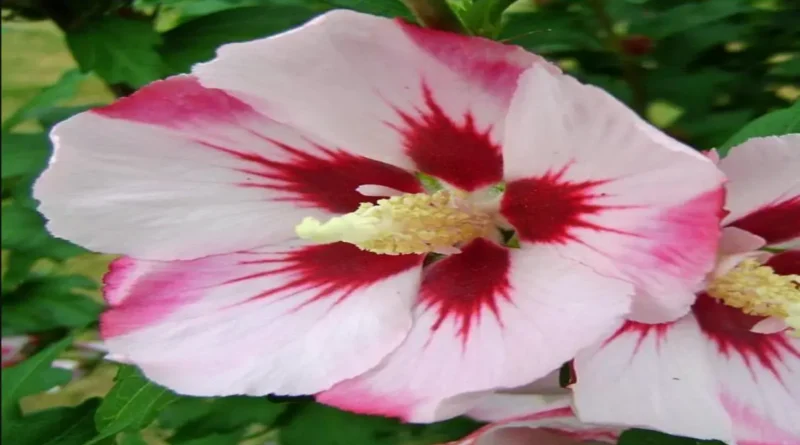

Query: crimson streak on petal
[418,238,511,343]
[727,196,800,246]
[207,139,422,214]
[95,75,422,214]
[501,166,617,244]
[101,245,423,338]
[693,293,800,380]
[231,243,424,306]
[602,320,673,353]
[394,83,503,191]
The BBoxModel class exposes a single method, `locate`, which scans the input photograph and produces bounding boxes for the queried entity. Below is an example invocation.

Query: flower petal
[35,76,421,260]
[456,397,619,445]
[318,239,631,422]
[465,371,568,422]
[572,318,735,441]
[692,293,800,445]
[193,10,555,191]
[101,242,423,395]
[500,66,725,322]
[719,135,800,246]
[1,336,35,368]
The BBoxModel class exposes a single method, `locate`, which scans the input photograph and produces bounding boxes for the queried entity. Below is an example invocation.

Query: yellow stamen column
[296,190,493,255]
[708,259,800,332]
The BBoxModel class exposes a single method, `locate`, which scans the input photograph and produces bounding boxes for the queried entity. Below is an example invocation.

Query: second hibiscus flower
[35,11,724,421]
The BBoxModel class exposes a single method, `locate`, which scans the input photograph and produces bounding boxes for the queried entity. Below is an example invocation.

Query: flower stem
[587,0,647,115]
[402,0,469,34]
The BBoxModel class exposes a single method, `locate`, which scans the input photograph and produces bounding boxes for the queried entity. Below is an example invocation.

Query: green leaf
[1,132,50,179]
[413,417,483,444]
[36,105,101,131]
[500,12,602,54]
[2,275,101,336]
[1,203,87,261]
[654,22,749,67]
[769,56,800,77]
[279,403,481,445]
[3,174,40,210]
[118,432,149,445]
[628,0,752,39]
[675,109,755,150]
[170,432,243,445]
[646,68,737,115]
[4,399,101,445]
[1,70,86,132]
[163,396,286,442]
[159,5,319,74]
[618,428,725,445]
[719,101,800,155]
[1,336,73,427]
[1,250,41,292]
[93,366,178,437]
[460,0,516,37]
[318,0,412,19]
[279,404,410,445]
[66,17,164,88]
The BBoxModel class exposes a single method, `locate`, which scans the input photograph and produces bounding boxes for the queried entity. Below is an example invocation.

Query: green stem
[588,0,647,115]
[402,0,468,34]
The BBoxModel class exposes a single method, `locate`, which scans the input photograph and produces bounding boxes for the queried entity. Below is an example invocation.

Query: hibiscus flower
[571,135,800,444]
[35,11,724,421]
[2,335,35,368]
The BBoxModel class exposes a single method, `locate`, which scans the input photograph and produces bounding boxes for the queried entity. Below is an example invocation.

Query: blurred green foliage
[1,0,798,444]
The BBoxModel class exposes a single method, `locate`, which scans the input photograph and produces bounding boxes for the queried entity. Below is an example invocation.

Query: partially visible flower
[571,135,800,444]
[445,371,621,445]
[2,336,86,393]
[2,335,36,367]
[35,10,724,421]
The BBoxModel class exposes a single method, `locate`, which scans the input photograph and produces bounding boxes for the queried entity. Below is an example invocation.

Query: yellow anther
[295,190,492,255]
[708,259,800,326]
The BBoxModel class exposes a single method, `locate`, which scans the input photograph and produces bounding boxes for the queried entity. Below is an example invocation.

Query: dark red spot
[233,243,423,306]
[94,76,253,126]
[209,140,422,213]
[620,35,654,56]
[727,196,800,245]
[603,320,673,353]
[394,83,503,191]
[418,238,511,342]
[501,166,623,244]
[692,293,800,379]
[766,249,800,275]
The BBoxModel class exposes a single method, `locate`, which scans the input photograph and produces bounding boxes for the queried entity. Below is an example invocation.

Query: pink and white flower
[447,372,621,445]
[2,335,35,368]
[572,135,800,444]
[35,11,724,421]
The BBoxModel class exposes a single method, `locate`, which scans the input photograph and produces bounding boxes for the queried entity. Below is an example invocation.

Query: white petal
[194,10,557,191]
[500,66,726,322]
[572,317,734,441]
[720,135,800,246]
[318,240,631,422]
[35,77,421,260]
[101,242,423,396]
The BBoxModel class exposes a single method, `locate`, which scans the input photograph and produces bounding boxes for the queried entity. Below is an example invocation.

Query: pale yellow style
[708,258,800,333]
[295,190,493,255]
